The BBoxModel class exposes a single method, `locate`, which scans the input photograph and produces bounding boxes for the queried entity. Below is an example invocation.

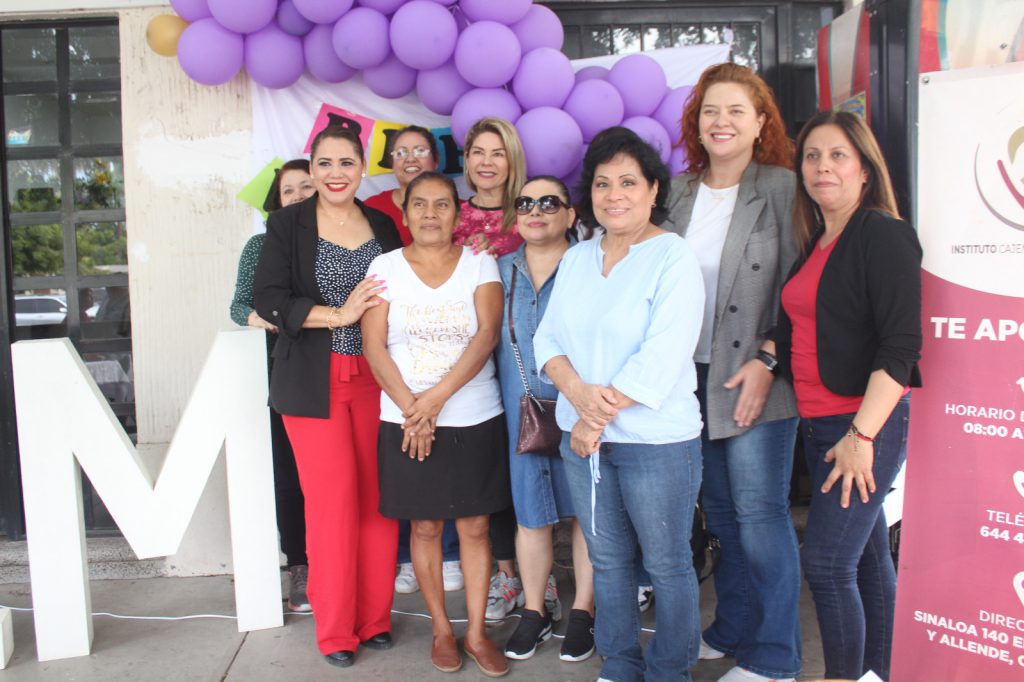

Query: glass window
[80,285,131,339]
[794,5,833,64]
[81,349,134,403]
[74,156,124,209]
[643,25,675,51]
[582,27,611,57]
[612,26,642,54]
[76,221,127,275]
[731,24,762,72]
[702,24,729,45]
[7,159,61,213]
[673,25,702,47]
[2,28,57,82]
[69,26,120,80]
[12,224,64,277]
[70,92,122,145]
[13,287,68,342]
[4,94,60,147]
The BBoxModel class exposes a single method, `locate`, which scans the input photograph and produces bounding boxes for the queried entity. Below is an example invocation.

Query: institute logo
[975,118,1024,230]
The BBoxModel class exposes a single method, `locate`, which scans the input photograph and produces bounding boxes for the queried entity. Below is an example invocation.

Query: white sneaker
[700,636,727,660]
[544,574,563,622]
[394,562,419,594]
[485,571,524,620]
[637,584,654,613]
[442,560,464,592]
[718,666,795,682]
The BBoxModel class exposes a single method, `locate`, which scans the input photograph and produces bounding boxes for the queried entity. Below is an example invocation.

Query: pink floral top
[453,198,524,257]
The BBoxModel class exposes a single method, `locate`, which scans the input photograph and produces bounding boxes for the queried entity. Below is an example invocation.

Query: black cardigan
[252,195,402,418]
[775,207,923,396]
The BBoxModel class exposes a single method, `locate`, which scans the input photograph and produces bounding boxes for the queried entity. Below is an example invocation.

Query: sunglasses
[514,195,570,215]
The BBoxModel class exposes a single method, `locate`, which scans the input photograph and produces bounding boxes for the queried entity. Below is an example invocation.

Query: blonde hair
[463,117,526,231]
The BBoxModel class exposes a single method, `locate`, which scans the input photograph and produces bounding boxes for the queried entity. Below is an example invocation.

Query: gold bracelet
[326,306,340,331]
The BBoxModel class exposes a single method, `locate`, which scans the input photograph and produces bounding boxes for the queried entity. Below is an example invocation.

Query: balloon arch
[147,0,697,177]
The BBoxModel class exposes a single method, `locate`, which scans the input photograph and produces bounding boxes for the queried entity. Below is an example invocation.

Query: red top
[781,237,864,418]
[363,190,412,246]
[453,199,524,257]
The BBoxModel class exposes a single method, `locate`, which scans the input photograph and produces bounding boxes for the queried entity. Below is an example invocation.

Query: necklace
[320,205,353,226]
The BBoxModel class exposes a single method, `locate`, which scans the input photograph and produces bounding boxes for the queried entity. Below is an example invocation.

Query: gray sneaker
[485,571,524,620]
[288,565,311,612]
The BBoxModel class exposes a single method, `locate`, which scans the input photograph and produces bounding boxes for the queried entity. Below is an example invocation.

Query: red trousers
[282,354,398,654]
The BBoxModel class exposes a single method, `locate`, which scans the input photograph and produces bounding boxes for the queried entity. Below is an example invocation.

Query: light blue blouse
[534,232,706,445]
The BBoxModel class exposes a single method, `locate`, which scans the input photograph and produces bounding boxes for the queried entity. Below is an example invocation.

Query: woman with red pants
[253,125,402,668]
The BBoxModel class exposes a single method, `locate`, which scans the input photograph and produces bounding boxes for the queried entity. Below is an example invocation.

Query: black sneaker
[559,609,595,662]
[504,609,552,660]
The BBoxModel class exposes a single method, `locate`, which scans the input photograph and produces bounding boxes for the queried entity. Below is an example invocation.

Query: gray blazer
[664,162,798,439]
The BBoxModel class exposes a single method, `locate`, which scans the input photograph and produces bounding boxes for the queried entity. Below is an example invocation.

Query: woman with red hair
[666,63,801,682]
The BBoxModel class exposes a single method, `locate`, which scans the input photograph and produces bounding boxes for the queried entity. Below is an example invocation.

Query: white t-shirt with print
[367,246,504,427]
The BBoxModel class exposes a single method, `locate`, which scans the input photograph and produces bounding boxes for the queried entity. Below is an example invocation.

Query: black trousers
[270,406,307,567]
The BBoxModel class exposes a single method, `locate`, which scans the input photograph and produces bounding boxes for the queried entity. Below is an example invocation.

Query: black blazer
[252,195,402,418]
[776,207,923,396]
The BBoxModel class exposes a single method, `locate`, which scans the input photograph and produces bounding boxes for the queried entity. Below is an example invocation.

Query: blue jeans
[397,519,459,564]
[562,435,701,682]
[698,366,801,678]
[800,396,909,681]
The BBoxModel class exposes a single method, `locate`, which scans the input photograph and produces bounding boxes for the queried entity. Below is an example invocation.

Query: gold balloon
[146,14,189,58]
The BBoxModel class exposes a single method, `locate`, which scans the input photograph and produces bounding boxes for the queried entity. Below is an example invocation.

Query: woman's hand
[247,310,278,333]
[822,433,876,508]
[402,387,448,432]
[567,383,619,430]
[338,276,387,326]
[723,358,774,428]
[467,233,497,256]
[401,423,435,462]
[570,420,602,458]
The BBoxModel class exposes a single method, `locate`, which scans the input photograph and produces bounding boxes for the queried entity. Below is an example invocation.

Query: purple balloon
[177,18,244,86]
[652,86,695,140]
[459,0,531,25]
[416,60,472,115]
[357,0,407,13]
[245,24,305,89]
[574,65,609,83]
[293,0,354,25]
[303,24,357,83]
[451,88,522,145]
[564,79,625,143]
[170,0,211,22]
[608,54,668,118]
[562,150,586,205]
[277,0,314,37]
[428,0,458,4]
[512,48,574,110]
[622,116,672,164]
[364,53,417,98]
[516,107,583,178]
[332,8,391,69]
[668,143,688,176]
[208,0,276,34]
[454,21,521,88]
[509,5,564,53]
[390,1,457,70]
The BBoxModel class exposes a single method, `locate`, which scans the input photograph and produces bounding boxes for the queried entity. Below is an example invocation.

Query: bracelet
[326,306,341,331]
[848,422,875,443]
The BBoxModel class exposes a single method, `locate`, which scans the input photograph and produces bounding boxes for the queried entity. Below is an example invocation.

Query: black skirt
[378,414,511,520]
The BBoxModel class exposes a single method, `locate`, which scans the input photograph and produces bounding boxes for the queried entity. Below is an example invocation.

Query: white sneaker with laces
[718,665,795,682]
[394,562,419,594]
[637,584,654,613]
[544,574,563,622]
[485,571,524,620]
[700,636,727,660]
[442,560,464,592]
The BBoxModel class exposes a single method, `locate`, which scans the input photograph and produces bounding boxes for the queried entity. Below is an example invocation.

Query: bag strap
[507,267,536,399]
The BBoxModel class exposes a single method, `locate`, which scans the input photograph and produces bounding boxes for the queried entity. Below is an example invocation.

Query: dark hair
[520,175,571,204]
[792,110,899,250]
[262,158,310,213]
[310,124,364,161]
[679,63,793,174]
[393,124,439,163]
[402,171,461,214]
[575,126,671,228]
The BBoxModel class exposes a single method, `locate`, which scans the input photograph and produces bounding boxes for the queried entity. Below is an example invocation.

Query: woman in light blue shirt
[534,127,706,682]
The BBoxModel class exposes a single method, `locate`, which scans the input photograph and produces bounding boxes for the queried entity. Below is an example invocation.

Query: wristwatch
[756,349,778,373]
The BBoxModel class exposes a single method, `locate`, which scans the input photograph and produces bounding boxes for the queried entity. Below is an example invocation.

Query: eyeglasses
[514,195,570,215]
[391,146,431,159]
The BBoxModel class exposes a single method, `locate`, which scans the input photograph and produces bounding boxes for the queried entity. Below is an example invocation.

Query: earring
[755,136,762,145]
[697,135,704,144]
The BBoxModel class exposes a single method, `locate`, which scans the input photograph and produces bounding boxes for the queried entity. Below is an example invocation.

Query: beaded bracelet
[326,306,341,331]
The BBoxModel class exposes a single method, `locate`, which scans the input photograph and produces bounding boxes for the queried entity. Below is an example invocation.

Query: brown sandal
[431,633,462,673]
[463,637,509,678]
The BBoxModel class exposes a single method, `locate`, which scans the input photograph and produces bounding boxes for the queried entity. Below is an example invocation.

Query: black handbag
[508,268,561,457]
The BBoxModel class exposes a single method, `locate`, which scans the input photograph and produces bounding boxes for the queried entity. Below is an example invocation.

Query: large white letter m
[11,330,282,661]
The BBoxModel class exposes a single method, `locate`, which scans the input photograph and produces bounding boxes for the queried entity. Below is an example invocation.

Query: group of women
[232,61,921,682]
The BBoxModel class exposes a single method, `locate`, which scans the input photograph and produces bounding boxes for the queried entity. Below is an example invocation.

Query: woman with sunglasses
[230,158,316,614]
[496,177,596,665]
[364,125,464,596]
